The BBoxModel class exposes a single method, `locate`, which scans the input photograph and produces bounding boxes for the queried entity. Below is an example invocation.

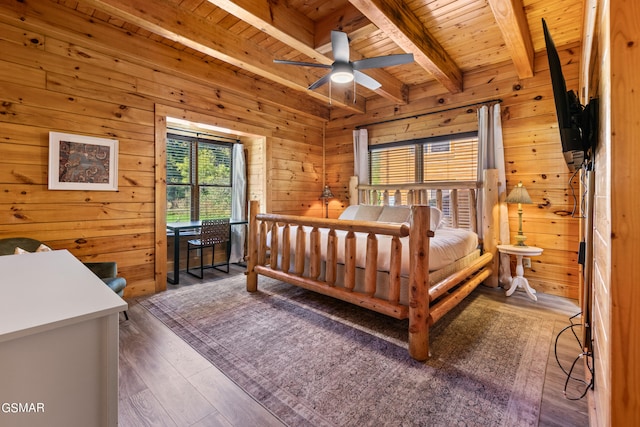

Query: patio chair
[186,219,231,278]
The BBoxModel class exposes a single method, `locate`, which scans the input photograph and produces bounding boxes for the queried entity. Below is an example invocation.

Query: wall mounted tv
[542,18,598,172]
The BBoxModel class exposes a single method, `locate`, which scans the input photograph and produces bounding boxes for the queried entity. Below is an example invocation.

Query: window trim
[368,131,477,152]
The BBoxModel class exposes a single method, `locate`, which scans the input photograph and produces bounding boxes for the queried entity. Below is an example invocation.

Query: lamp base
[513,234,528,246]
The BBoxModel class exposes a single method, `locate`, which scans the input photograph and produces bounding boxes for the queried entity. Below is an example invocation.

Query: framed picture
[48,132,118,191]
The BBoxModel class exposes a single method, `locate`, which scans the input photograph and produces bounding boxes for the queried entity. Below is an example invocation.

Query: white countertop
[0,250,128,342]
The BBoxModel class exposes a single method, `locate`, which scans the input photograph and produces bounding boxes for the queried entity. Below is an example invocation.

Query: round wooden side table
[497,244,543,301]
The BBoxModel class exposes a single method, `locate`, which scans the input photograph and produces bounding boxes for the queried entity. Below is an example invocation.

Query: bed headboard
[348,176,479,231]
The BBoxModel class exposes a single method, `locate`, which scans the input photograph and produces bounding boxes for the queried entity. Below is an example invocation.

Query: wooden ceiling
[56,0,584,119]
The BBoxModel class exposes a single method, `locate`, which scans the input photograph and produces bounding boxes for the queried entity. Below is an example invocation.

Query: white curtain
[478,104,511,287]
[353,129,369,185]
[230,143,246,263]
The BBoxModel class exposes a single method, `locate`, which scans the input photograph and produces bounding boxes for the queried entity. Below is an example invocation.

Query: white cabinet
[0,250,127,427]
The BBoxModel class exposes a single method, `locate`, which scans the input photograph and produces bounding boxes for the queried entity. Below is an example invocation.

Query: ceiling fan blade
[308,73,332,90]
[354,71,381,90]
[273,59,331,69]
[331,31,350,63]
[352,53,414,70]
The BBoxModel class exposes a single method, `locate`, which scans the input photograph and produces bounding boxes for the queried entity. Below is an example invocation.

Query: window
[166,133,234,222]
[422,135,476,182]
[369,132,478,184]
[369,145,416,184]
[369,132,478,228]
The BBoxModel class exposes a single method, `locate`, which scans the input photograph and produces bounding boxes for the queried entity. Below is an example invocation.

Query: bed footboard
[246,200,492,361]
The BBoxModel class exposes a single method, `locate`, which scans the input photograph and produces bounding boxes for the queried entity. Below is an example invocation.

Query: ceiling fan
[274,31,414,91]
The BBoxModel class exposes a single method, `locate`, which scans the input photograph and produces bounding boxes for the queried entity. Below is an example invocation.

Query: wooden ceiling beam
[348,0,463,94]
[80,0,366,113]
[314,4,377,53]
[208,0,408,104]
[206,0,322,64]
[487,0,535,78]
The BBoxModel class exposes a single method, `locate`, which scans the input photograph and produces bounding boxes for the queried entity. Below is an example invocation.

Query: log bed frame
[247,171,499,361]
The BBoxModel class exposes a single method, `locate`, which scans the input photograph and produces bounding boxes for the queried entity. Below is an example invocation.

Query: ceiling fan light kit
[331,63,354,83]
[274,30,413,92]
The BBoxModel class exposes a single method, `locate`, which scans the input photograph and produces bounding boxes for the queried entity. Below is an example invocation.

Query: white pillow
[430,207,443,230]
[340,205,443,229]
[383,206,441,229]
[14,244,52,254]
[377,206,410,223]
[338,205,360,220]
[352,205,384,221]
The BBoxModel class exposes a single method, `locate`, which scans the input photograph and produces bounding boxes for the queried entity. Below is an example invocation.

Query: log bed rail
[246,199,493,361]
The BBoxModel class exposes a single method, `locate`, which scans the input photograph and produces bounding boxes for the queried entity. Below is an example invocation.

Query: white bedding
[270,225,478,276]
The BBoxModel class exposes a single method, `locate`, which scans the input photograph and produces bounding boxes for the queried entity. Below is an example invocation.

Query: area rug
[139,275,553,426]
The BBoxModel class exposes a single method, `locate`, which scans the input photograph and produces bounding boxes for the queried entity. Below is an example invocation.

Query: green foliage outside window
[167,134,233,222]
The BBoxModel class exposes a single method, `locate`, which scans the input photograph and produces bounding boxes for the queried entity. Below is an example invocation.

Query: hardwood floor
[118,266,589,426]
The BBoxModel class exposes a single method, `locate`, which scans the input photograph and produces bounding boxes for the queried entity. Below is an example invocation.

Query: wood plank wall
[589,0,640,425]
[591,3,610,421]
[608,0,640,420]
[0,0,323,298]
[326,44,583,299]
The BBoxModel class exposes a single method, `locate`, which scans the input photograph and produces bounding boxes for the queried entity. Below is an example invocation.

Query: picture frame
[48,132,119,191]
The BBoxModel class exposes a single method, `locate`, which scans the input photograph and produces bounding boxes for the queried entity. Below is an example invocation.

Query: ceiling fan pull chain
[329,80,332,105]
[353,79,357,104]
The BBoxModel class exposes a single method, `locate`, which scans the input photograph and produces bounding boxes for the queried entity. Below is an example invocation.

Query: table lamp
[505,181,532,246]
[320,185,334,218]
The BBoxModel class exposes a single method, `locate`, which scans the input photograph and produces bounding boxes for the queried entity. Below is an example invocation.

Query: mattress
[270,225,478,275]
[333,248,482,305]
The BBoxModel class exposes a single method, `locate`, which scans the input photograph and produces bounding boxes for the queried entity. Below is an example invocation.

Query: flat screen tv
[542,18,596,171]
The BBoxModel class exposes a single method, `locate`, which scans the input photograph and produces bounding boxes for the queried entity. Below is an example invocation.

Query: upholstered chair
[83,262,128,320]
[0,237,42,255]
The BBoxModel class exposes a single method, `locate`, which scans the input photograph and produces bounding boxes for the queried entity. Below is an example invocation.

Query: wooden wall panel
[243,136,267,212]
[0,0,324,298]
[269,134,323,217]
[589,2,611,425]
[327,45,583,299]
[588,0,640,425]
[609,0,640,419]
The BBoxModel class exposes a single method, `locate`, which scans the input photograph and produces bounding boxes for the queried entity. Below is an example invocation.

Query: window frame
[368,131,478,185]
[166,132,235,222]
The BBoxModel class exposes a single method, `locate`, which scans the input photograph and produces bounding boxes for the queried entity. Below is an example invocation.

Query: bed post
[482,169,500,287]
[247,200,259,292]
[349,176,359,205]
[408,205,431,361]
